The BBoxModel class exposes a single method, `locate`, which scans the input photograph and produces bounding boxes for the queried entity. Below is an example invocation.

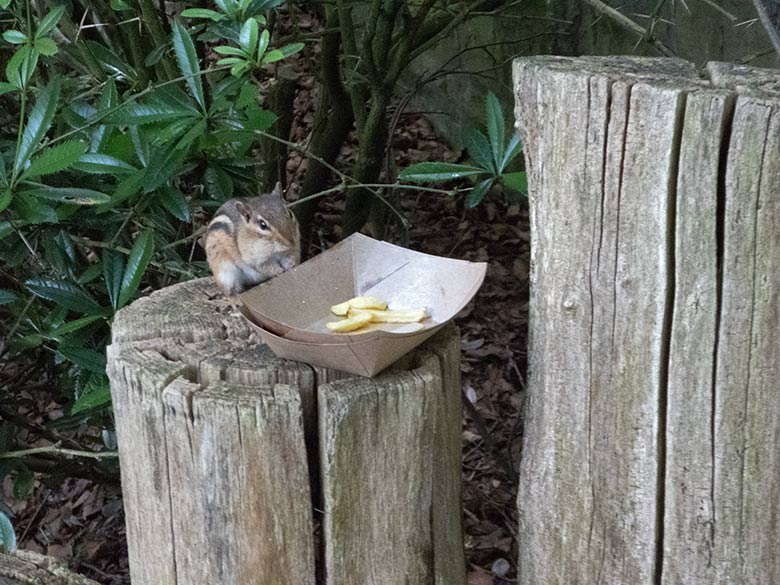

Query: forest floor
[1,7,530,585]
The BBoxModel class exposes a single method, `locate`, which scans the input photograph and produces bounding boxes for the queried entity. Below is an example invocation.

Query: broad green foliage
[0,0,299,444]
[400,92,526,207]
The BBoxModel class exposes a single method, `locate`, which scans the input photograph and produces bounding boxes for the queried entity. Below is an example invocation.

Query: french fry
[349,308,427,323]
[330,295,388,316]
[325,312,373,332]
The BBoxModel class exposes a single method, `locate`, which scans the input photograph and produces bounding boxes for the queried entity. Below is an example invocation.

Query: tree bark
[514,56,780,585]
[106,277,465,585]
[0,550,100,585]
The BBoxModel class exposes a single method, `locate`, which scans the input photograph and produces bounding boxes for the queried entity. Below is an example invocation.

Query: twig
[255,130,410,227]
[751,0,780,59]
[0,442,118,460]
[581,0,676,57]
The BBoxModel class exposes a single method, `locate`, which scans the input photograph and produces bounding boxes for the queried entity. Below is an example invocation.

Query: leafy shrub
[0,0,300,426]
[400,92,526,207]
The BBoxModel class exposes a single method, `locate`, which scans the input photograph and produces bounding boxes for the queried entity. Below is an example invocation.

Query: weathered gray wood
[663,89,732,584]
[514,56,780,585]
[163,378,314,583]
[107,277,465,585]
[714,95,780,585]
[319,329,463,585]
[0,551,100,585]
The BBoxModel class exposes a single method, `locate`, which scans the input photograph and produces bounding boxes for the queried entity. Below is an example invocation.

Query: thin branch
[0,442,118,460]
[254,130,409,227]
[751,0,780,59]
[581,0,676,57]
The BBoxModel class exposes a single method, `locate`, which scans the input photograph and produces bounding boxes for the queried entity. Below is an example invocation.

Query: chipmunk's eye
[258,219,269,230]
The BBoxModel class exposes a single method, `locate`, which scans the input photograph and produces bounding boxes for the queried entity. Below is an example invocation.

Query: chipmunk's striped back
[205,184,300,296]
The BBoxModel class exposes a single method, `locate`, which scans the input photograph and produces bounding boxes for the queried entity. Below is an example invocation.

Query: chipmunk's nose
[277,255,296,271]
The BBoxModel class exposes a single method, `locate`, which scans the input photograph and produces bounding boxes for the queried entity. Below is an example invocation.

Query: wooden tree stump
[106,277,465,585]
[513,56,780,585]
[0,550,100,585]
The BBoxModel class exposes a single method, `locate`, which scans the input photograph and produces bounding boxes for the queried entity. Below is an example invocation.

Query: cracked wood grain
[513,56,780,585]
[0,550,101,585]
[106,277,465,585]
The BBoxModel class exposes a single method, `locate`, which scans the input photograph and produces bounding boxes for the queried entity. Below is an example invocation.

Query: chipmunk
[205,183,301,296]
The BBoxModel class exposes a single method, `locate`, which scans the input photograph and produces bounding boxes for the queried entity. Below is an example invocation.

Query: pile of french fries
[326,296,427,332]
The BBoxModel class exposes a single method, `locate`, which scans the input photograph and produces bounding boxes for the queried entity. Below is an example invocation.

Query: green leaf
[58,344,106,374]
[0,190,10,213]
[257,28,270,59]
[467,178,494,208]
[142,147,187,192]
[239,18,259,56]
[22,186,111,205]
[2,30,27,44]
[0,512,16,553]
[74,153,136,174]
[77,263,103,284]
[144,45,167,67]
[37,6,66,36]
[0,82,16,97]
[111,0,134,10]
[51,314,104,337]
[486,92,505,170]
[129,126,149,166]
[103,248,124,310]
[213,0,230,13]
[158,186,190,221]
[499,132,523,173]
[172,20,205,111]
[261,49,285,64]
[12,192,57,223]
[35,37,58,56]
[501,171,528,193]
[85,40,136,80]
[279,42,304,58]
[71,382,112,414]
[464,129,494,172]
[118,230,154,308]
[25,278,103,314]
[12,469,33,499]
[181,8,225,20]
[14,76,61,175]
[178,120,208,151]
[0,0,11,10]
[96,169,145,211]
[243,106,276,132]
[0,290,19,305]
[213,45,247,57]
[21,141,87,179]
[399,162,486,183]
[230,61,250,77]
[6,45,38,88]
[216,57,246,66]
[204,165,233,199]
[107,103,196,125]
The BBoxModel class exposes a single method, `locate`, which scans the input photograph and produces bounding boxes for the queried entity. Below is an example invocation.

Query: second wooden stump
[106,277,464,585]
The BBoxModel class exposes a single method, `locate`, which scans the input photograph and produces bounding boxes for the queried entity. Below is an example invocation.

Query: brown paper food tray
[240,306,443,377]
[238,233,486,376]
[240,233,487,342]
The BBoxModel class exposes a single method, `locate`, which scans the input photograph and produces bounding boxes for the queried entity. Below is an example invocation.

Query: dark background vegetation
[0,0,776,582]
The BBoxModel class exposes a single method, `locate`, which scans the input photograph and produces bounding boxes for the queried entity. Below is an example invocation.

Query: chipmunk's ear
[235,201,252,222]
[271,182,284,201]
